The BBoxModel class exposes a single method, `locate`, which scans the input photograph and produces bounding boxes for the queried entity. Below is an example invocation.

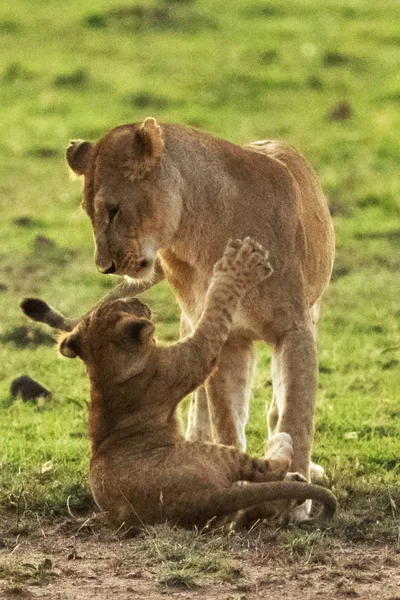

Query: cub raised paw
[213,237,273,291]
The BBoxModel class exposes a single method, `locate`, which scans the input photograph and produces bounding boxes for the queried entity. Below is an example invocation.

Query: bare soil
[1,516,399,600]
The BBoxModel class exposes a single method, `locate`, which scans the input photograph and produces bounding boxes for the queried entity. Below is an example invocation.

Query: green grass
[0,0,399,532]
[133,525,236,587]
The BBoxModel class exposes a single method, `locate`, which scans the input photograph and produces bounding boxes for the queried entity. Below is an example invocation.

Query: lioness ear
[133,117,164,172]
[122,318,155,344]
[59,333,81,359]
[66,140,92,176]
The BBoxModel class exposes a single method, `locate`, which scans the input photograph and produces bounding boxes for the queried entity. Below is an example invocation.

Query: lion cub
[23,238,336,530]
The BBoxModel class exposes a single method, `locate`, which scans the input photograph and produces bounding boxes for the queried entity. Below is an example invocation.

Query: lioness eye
[109,206,119,224]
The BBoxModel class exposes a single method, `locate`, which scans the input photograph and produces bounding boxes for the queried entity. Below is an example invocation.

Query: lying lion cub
[22,238,336,530]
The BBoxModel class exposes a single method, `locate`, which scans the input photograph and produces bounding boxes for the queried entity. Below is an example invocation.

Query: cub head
[58,298,155,383]
[67,117,182,280]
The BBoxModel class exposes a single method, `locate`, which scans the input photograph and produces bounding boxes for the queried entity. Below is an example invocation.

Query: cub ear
[132,117,164,177]
[59,332,81,359]
[121,318,155,344]
[66,140,92,176]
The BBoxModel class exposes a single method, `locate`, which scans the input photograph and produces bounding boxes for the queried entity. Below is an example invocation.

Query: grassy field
[0,0,400,596]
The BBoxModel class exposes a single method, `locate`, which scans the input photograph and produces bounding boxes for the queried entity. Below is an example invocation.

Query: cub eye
[109,206,119,224]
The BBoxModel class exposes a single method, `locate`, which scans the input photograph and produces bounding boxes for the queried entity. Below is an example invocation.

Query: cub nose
[98,262,116,275]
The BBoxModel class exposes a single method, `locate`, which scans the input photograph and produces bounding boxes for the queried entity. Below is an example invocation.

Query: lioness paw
[285,472,307,483]
[310,461,326,482]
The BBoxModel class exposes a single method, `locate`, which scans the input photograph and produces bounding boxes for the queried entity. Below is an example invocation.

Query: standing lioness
[63,119,334,510]
[43,238,335,530]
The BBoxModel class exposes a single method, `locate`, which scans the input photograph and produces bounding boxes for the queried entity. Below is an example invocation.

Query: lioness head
[67,118,182,280]
[58,298,155,382]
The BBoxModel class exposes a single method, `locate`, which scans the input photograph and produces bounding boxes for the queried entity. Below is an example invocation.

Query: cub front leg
[168,238,272,398]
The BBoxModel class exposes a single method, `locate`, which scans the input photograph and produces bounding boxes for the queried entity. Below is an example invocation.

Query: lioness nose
[138,258,149,270]
[98,262,116,275]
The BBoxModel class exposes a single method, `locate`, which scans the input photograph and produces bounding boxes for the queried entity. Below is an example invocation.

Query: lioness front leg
[205,337,254,449]
[180,312,212,443]
[186,387,212,442]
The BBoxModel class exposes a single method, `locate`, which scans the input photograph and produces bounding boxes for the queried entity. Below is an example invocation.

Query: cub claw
[214,237,273,288]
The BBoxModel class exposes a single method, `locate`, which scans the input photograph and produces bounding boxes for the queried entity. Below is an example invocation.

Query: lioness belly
[168,273,274,342]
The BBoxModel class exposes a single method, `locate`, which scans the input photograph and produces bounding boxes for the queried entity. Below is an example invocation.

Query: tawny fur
[48,239,335,530]
[28,120,335,519]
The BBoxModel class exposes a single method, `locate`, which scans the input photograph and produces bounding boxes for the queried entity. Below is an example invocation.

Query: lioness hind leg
[205,337,255,450]
[269,350,323,483]
[268,320,318,522]
[308,302,325,482]
[269,303,324,483]
[273,323,317,481]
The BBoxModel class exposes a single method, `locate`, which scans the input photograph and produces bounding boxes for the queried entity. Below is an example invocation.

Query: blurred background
[0,0,399,517]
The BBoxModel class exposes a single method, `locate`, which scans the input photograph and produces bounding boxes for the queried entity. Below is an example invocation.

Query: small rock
[10,376,51,401]
[67,550,83,560]
[13,216,35,227]
[0,283,7,292]
[329,101,352,122]
[126,571,143,579]
[34,235,56,249]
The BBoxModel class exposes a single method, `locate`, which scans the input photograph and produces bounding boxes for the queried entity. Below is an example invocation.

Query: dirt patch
[0,517,399,600]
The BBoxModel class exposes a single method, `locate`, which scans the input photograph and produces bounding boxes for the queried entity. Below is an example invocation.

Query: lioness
[31,119,335,518]
[25,238,335,530]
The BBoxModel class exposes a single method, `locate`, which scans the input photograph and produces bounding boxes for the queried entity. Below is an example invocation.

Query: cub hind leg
[230,432,296,527]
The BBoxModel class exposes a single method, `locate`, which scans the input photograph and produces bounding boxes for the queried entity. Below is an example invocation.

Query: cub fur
[28,239,336,530]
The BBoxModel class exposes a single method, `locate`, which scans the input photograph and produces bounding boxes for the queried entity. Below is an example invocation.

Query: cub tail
[203,480,336,523]
[20,298,77,332]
